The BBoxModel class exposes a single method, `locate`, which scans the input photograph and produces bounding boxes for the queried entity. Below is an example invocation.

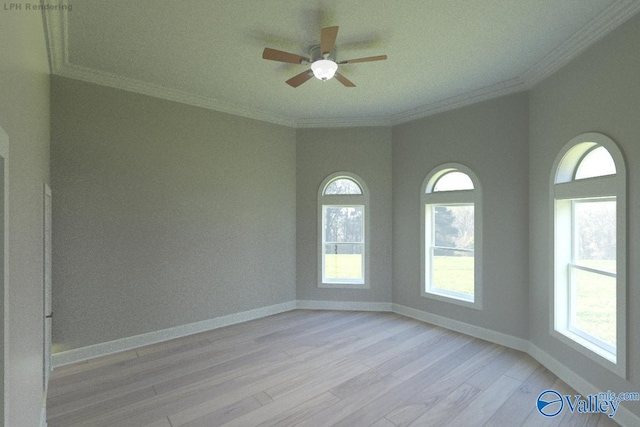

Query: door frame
[0,125,9,427]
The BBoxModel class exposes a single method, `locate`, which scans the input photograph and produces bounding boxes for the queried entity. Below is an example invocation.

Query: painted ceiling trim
[520,0,640,87]
[389,77,528,126]
[43,0,640,129]
[56,63,299,128]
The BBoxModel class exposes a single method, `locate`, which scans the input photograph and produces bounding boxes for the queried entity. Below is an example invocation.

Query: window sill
[421,289,481,310]
[319,282,369,289]
[551,328,624,378]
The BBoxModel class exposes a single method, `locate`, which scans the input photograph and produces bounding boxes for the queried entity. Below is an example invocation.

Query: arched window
[552,132,626,374]
[318,172,369,288]
[421,164,482,308]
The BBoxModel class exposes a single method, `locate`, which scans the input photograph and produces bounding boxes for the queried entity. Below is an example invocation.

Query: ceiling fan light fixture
[311,59,338,81]
[262,26,386,87]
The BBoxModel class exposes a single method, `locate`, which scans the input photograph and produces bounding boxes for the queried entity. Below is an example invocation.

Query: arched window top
[575,146,616,180]
[433,171,474,192]
[554,133,623,184]
[323,177,362,195]
[424,164,478,194]
[320,172,367,197]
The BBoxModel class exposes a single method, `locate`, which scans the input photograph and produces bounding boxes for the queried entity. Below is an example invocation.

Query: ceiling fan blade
[334,72,355,87]
[338,55,387,64]
[262,48,309,64]
[286,70,313,88]
[321,26,339,56]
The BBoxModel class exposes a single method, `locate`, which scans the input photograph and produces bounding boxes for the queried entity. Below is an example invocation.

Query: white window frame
[551,132,626,377]
[318,172,370,289]
[421,163,482,309]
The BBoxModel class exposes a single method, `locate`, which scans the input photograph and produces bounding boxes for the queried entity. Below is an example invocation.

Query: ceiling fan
[262,26,387,88]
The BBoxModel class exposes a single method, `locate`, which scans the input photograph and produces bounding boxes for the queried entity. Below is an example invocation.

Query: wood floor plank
[179,394,263,427]
[405,382,481,426]
[331,339,491,427]
[49,336,257,399]
[464,348,520,390]
[46,310,620,427]
[485,364,558,426]
[361,324,444,368]
[370,326,449,376]
[297,369,405,426]
[48,340,285,416]
[440,374,523,426]
[50,349,140,379]
[143,417,173,427]
[156,332,388,425]
[503,352,541,382]
[371,418,397,427]
[47,386,157,427]
[98,347,361,424]
[50,310,363,413]
[165,322,402,425]
[378,342,503,425]
[389,331,474,381]
[210,361,371,427]
[253,392,340,427]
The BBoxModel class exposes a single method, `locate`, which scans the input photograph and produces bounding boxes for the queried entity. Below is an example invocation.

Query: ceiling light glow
[311,59,338,81]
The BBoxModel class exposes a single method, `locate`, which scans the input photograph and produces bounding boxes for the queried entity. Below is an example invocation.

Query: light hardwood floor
[47,310,620,426]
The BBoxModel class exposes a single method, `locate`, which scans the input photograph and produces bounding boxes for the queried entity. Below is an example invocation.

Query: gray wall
[45,9,640,422]
[296,127,393,304]
[392,93,530,339]
[51,77,296,351]
[0,9,51,427]
[529,12,640,417]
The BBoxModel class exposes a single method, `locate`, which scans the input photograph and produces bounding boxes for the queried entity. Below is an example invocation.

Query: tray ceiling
[44,0,640,127]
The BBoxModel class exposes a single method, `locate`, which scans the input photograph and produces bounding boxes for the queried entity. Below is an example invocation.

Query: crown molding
[42,0,69,74]
[389,77,528,125]
[56,63,299,128]
[43,0,640,129]
[295,115,392,128]
[521,0,640,87]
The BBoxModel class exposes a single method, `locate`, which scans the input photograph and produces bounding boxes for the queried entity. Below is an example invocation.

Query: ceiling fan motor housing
[310,45,338,62]
[309,45,339,81]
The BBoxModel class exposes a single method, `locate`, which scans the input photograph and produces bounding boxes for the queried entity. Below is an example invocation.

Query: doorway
[0,125,9,426]
[43,184,51,395]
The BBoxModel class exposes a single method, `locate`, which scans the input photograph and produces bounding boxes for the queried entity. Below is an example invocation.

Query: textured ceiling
[45,0,640,127]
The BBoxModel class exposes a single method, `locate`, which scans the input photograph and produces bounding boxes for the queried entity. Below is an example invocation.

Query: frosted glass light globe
[311,59,338,81]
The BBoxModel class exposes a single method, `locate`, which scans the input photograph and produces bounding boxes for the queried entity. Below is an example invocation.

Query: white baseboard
[40,405,47,427]
[296,300,393,312]
[528,343,640,427]
[392,304,639,425]
[392,303,529,352]
[52,301,296,367]
[52,300,388,367]
[49,300,640,425]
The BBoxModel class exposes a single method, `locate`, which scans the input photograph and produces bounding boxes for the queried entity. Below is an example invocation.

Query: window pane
[432,249,474,297]
[324,178,362,195]
[324,244,363,280]
[575,200,616,273]
[433,171,474,192]
[575,146,616,180]
[324,206,363,243]
[571,267,616,348]
[434,205,474,250]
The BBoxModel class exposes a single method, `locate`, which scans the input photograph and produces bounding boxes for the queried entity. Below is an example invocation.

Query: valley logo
[537,390,564,417]
[537,389,640,418]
